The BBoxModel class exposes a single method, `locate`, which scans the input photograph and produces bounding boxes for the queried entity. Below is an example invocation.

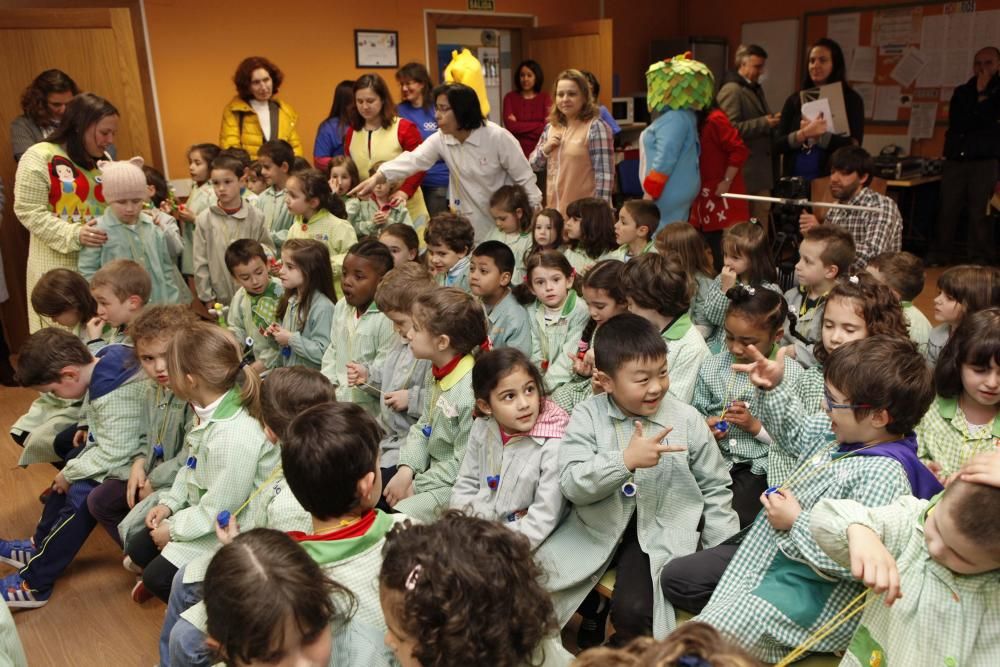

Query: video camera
[770,177,810,290]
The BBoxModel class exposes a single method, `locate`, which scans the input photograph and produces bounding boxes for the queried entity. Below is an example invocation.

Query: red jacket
[689,109,750,233]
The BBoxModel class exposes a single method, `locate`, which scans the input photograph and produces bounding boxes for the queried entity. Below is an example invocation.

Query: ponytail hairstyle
[411,288,489,358]
[204,529,355,667]
[530,207,564,254]
[187,143,221,183]
[31,268,98,324]
[572,197,618,259]
[721,220,777,284]
[472,348,548,417]
[488,184,532,232]
[934,307,1000,399]
[346,238,395,279]
[656,220,715,278]
[515,249,575,305]
[725,284,788,338]
[620,253,691,318]
[937,265,1000,319]
[813,272,909,365]
[287,168,348,218]
[276,239,336,329]
[167,322,263,423]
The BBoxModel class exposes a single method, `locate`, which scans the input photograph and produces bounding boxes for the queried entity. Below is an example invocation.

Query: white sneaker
[122,555,143,574]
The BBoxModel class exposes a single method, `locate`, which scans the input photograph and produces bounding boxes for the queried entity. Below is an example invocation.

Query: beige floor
[0,270,943,666]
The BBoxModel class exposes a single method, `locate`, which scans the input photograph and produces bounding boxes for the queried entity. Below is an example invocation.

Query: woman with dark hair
[344,73,428,226]
[529,69,614,215]
[503,59,552,158]
[776,37,865,180]
[13,93,116,332]
[351,83,541,241]
[11,69,80,162]
[219,56,302,158]
[313,79,355,171]
[396,62,450,215]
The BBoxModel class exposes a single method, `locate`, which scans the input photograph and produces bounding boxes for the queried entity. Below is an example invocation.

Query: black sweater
[776,81,865,178]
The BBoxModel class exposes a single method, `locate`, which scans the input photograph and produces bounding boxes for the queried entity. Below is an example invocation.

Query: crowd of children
[2,131,1000,667]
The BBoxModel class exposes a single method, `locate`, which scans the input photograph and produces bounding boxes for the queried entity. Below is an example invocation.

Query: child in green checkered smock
[525,251,590,393]
[485,184,535,284]
[270,239,336,370]
[158,367,334,667]
[550,259,628,414]
[387,288,488,523]
[620,253,709,404]
[347,161,413,239]
[692,286,803,527]
[810,451,1000,667]
[655,222,718,341]
[534,314,738,644]
[380,512,574,667]
[122,323,280,603]
[700,221,782,353]
[223,240,283,373]
[321,241,396,415]
[916,309,1000,479]
[688,336,942,664]
[174,144,220,277]
[254,140,298,250]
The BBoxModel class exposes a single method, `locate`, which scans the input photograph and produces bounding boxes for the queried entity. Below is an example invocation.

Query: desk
[886,175,942,253]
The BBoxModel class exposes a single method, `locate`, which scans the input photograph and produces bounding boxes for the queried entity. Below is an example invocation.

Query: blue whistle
[186,456,197,469]
[88,432,95,443]
[152,443,164,459]
[281,346,291,358]
[486,474,500,490]
[422,425,432,438]
[621,481,638,497]
[217,510,231,528]
[715,420,729,433]
[764,486,781,496]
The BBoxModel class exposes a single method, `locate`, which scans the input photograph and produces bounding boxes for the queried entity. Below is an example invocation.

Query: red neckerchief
[287,510,376,541]
[432,353,464,380]
[220,205,241,215]
[499,428,516,445]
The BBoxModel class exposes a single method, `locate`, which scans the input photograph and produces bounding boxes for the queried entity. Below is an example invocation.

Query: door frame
[424,10,535,89]
[0,0,163,168]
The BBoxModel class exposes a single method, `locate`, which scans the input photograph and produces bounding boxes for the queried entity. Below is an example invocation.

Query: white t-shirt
[250,99,271,141]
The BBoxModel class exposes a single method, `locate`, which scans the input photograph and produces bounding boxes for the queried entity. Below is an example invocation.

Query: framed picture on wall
[355,30,399,68]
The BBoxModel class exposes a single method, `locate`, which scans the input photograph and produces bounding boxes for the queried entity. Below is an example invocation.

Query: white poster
[890,48,927,88]
[828,13,861,52]
[849,46,876,83]
[874,85,902,121]
[908,102,938,140]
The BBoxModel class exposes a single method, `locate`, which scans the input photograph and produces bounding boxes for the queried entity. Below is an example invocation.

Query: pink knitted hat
[98,157,148,202]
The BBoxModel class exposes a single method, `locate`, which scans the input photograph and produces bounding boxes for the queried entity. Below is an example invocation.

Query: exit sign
[469,0,495,10]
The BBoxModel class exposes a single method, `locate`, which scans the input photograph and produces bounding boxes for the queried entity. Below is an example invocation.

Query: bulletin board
[804,1,1000,138]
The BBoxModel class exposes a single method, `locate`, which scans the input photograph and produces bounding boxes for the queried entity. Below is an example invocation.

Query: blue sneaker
[0,538,35,568]
[1,573,49,608]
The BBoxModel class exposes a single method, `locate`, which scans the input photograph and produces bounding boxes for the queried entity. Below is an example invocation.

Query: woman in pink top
[503,60,552,158]
[528,69,614,216]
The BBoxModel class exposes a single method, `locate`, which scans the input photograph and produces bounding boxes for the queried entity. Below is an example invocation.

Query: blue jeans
[21,479,99,592]
[160,565,211,666]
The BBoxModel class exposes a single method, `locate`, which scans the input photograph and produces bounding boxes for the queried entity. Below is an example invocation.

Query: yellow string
[231,465,284,519]
[778,441,884,493]
[774,590,871,666]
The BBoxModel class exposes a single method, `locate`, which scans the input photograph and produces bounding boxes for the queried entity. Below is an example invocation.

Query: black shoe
[576,601,610,649]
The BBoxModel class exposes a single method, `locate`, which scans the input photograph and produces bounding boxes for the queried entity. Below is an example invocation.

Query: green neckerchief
[662,311,693,341]
[297,509,394,564]
[248,281,281,332]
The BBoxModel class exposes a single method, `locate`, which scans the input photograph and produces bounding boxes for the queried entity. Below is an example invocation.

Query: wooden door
[525,19,614,109]
[0,5,159,351]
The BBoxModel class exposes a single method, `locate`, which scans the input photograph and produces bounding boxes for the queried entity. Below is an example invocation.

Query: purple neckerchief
[837,432,943,500]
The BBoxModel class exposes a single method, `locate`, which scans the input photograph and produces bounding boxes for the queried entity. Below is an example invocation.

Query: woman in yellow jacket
[219,56,303,158]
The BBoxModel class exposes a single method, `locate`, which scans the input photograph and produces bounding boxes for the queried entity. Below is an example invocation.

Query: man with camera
[798,146,902,271]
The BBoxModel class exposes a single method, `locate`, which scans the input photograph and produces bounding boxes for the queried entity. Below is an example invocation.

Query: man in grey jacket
[717,44,780,223]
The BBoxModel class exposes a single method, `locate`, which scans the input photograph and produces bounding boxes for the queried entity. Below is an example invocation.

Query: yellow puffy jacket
[219,96,303,158]
[444,48,490,117]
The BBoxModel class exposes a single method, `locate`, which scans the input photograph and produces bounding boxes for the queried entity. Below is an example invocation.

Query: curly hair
[128,304,198,350]
[379,511,558,667]
[813,272,909,365]
[20,69,79,126]
[575,622,762,666]
[233,56,283,101]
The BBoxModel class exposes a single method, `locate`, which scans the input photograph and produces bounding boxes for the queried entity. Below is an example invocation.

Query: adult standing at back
[345,73,429,227]
[11,70,79,162]
[313,80,355,172]
[717,45,779,222]
[776,38,864,182]
[14,93,115,332]
[219,56,303,159]
[350,83,541,241]
[929,46,1000,266]
[503,59,552,158]
[396,62,451,216]
[529,69,614,215]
